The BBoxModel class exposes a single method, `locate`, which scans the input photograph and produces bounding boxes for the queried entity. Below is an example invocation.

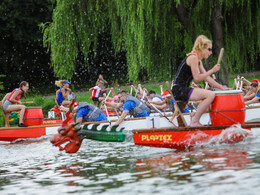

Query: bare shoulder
[186,55,199,66]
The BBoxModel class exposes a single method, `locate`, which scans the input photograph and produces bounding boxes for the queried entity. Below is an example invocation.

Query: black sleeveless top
[173,56,194,87]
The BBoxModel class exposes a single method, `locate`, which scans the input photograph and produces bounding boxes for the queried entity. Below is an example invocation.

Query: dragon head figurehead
[50,99,82,153]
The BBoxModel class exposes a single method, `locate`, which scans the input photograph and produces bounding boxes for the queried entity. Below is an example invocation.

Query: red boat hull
[0,127,46,142]
[133,128,251,149]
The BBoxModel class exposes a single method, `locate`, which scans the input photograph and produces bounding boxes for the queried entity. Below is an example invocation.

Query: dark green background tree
[1,0,260,94]
[42,0,260,85]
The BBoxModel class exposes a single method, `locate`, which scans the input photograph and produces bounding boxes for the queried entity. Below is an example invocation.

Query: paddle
[21,101,34,104]
[130,86,133,96]
[217,48,224,64]
[147,101,177,127]
[166,81,188,127]
[103,90,112,125]
[135,87,139,98]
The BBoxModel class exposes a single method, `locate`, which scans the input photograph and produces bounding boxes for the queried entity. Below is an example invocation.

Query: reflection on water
[1,135,260,194]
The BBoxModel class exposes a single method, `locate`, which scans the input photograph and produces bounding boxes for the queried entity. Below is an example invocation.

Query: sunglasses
[208,48,212,52]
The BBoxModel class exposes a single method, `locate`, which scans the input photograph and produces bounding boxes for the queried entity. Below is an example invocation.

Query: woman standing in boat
[172,35,227,127]
[2,81,29,127]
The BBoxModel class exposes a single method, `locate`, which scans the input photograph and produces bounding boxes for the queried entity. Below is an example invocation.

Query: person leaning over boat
[109,92,151,127]
[55,80,72,106]
[2,81,29,127]
[172,35,230,127]
[245,82,260,105]
[243,78,259,101]
[60,102,107,123]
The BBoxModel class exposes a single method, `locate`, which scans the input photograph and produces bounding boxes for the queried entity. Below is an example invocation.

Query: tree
[42,0,260,84]
[0,0,55,92]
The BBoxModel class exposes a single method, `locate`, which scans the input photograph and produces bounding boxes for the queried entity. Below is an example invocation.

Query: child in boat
[171,35,229,127]
[109,92,151,127]
[2,81,29,127]
[245,82,260,105]
[60,102,107,123]
[89,81,111,106]
[96,74,108,98]
[55,80,72,106]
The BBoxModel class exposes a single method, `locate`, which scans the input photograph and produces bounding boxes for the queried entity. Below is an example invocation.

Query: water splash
[187,124,251,148]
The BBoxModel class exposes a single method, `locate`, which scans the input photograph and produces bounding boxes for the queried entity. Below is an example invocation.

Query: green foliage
[42,0,260,82]
[0,75,6,90]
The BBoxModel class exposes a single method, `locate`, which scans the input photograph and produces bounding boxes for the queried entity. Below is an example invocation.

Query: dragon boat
[0,105,73,142]
[50,90,260,153]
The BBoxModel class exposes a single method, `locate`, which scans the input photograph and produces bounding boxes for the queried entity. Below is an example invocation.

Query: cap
[251,79,259,83]
[113,96,119,102]
[73,102,79,111]
[162,90,171,98]
[63,81,71,85]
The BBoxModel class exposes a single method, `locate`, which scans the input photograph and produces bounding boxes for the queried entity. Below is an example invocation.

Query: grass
[0,74,259,127]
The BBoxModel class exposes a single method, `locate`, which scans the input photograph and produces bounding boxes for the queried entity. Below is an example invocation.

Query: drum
[23,107,44,126]
[209,90,245,126]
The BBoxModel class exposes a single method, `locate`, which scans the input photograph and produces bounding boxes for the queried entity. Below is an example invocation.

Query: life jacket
[125,96,150,117]
[7,88,22,104]
[154,94,163,101]
[56,87,66,103]
[76,102,103,122]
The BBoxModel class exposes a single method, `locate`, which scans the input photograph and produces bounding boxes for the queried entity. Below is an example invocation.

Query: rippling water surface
[1,130,260,195]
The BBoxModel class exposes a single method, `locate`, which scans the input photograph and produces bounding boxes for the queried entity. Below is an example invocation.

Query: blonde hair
[190,35,212,55]
[55,80,67,87]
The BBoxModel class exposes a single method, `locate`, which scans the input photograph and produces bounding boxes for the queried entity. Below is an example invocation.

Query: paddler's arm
[169,105,179,122]
[131,85,137,93]
[89,88,93,97]
[188,55,220,83]
[198,61,226,90]
[112,110,128,126]
[241,77,251,86]
[76,117,83,123]
[245,96,260,105]
[105,101,123,109]
[61,87,71,99]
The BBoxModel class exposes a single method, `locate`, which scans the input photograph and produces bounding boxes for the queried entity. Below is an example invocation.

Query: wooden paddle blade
[217,48,224,64]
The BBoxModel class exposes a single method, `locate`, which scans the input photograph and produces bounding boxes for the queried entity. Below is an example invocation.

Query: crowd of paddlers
[1,35,260,128]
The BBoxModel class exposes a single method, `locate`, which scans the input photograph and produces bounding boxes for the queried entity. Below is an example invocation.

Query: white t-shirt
[91,86,101,98]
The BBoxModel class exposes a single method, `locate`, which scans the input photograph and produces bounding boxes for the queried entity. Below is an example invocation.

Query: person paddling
[172,35,229,127]
[110,92,151,127]
[55,80,72,106]
[60,102,107,123]
[2,81,29,127]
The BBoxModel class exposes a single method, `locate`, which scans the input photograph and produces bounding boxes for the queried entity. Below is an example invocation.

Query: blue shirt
[171,98,175,106]
[123,100,149,117]
[57,87,66,103]
[256,92,260,98]
[76,107,107,121]
[76,107,91,119]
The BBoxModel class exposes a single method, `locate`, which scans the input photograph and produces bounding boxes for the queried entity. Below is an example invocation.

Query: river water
[1,128,260,195]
